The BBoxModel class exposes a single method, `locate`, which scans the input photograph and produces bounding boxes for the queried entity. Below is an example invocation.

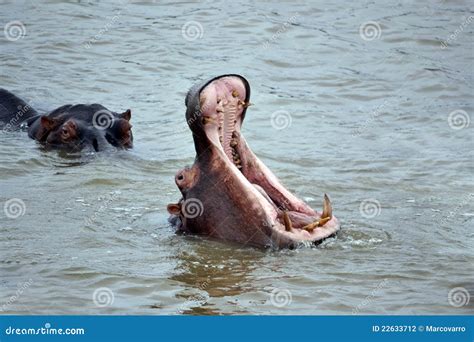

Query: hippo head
[168,74,340,249]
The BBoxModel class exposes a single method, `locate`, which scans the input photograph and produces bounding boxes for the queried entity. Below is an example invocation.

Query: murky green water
[0,0,473,314]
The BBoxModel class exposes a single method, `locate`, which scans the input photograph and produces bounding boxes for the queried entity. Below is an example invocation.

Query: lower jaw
[199,76,339,245]
[213,131,339,243]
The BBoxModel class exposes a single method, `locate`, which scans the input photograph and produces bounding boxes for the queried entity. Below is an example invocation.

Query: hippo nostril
[177,174,184,181]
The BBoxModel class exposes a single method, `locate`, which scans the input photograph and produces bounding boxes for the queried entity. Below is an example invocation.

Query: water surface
[0,0,473,314]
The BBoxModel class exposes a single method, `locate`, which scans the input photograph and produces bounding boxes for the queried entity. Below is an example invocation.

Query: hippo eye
[61,127,69,138]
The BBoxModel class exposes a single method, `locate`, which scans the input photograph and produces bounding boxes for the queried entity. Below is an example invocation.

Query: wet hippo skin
[168,74,340,249]
[0,88,38,130]
[0,88,133,152]
[32,104,133,150]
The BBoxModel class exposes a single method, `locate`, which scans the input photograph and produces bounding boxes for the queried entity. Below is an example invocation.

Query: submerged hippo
[28,104,133,150]
[168,74,340,249]
[0,88,133,151]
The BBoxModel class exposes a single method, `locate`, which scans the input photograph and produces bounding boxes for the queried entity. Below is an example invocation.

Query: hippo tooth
[321,193,332,219]
[283,211,292,231]
[319,216,331,225]
[301,221,318,232]
[232,90,239,97]
[238,100,251,108]
[302,217,331,232]
[202,116,215,124]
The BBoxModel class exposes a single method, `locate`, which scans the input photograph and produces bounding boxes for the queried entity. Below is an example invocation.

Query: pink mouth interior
[198,76,340,243]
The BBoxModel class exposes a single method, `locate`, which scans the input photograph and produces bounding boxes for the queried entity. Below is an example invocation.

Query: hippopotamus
[167,74,340,249]
[0,88,38,130]
[28,104,133,150]
[0,88,133,151]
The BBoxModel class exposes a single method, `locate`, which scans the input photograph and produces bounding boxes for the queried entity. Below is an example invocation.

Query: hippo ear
[120,109,131,121]
[40,116,58,130]
[119,119,132,133]
[167,203,181,215]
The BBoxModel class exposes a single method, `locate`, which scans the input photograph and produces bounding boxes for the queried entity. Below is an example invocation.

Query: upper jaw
[180,74,340,247]
[185,74,251,159]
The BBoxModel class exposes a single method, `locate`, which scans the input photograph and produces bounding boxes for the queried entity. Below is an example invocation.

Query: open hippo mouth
[168,74,340,249]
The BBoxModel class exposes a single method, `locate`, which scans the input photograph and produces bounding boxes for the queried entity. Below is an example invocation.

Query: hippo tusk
[283,211,293,231]
[321,193,332,219]
[171,74,341,248]
[302,217,331,232]
[302,196,333,231]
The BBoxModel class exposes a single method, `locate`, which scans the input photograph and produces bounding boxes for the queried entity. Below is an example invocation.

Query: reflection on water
[0,0,473,314]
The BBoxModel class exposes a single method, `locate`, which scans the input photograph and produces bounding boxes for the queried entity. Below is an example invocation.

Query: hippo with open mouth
[167,74,340,249]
